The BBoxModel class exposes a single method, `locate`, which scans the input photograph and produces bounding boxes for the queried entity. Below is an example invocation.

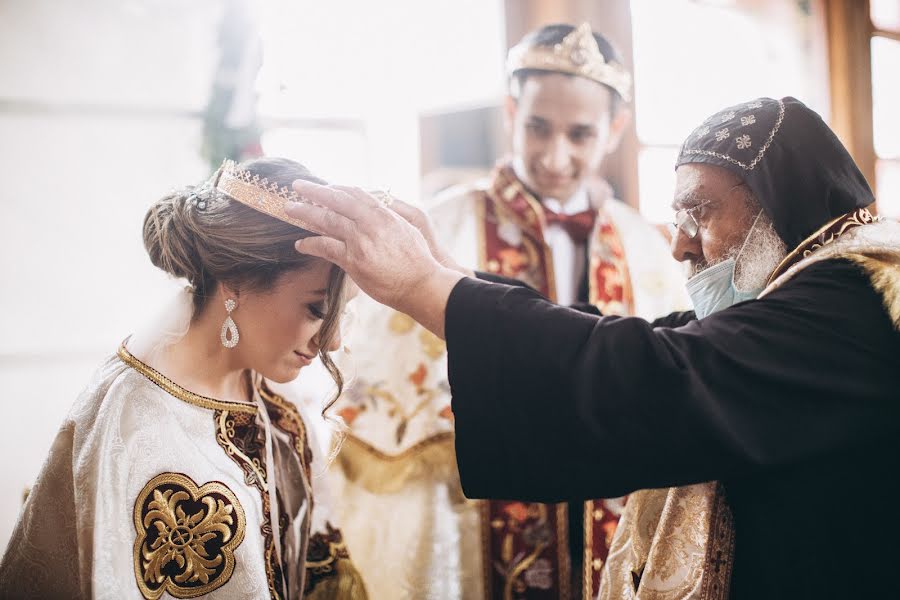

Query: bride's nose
[322,327,342,353]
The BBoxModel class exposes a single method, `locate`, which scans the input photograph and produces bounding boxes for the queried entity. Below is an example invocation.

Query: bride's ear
[218,282,241,304]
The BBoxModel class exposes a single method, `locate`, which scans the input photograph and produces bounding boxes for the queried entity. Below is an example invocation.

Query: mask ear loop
[732,209,765,290]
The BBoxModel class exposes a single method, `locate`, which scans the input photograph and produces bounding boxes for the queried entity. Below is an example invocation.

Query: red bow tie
[542,206,596,244]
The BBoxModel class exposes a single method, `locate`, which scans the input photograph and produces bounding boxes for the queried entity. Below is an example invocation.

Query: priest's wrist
[395,265,465,340]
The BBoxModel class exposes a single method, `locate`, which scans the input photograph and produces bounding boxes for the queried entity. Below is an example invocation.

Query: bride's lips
[293,351,313,366]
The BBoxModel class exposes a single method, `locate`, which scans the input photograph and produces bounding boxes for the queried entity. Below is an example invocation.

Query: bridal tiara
[212,159,325,235]
[210,159,395,235]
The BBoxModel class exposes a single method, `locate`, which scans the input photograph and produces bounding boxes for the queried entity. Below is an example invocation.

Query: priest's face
[230,259,342,383]
[506,72,629,201]
[670,163,760,277]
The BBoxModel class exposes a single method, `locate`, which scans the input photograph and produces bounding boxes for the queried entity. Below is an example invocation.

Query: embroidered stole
[478,165,634,599]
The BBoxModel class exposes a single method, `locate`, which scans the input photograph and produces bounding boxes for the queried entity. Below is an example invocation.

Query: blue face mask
[685,210,765,319]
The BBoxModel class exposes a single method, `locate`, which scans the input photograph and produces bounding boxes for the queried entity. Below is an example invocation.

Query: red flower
[337,406,360,426]
[504,502,529,523]
[409,363,428,389]
[438,405,454,422]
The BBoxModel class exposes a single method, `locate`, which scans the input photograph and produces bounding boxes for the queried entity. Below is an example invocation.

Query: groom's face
[506,72,628,202]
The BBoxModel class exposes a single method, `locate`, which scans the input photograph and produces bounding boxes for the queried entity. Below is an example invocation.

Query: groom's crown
[213,159,325,235]
[506,23,632,102]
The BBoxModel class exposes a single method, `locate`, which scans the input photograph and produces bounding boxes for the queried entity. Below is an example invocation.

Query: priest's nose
[670,226,703,265]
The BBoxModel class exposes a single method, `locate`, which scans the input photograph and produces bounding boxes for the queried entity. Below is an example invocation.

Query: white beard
[688,212,787,289]
[734,215,787,292]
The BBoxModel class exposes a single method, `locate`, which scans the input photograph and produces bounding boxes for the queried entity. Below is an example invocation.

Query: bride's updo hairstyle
[142,157,347,399]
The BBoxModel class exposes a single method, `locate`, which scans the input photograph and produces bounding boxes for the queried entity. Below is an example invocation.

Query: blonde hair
[142,157,347,407]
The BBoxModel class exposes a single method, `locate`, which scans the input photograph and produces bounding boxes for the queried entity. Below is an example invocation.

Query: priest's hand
[385,195,475,278]
[286,182,465,338]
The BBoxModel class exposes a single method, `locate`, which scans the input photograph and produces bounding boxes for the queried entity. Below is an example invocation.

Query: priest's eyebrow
[671,190,707,211]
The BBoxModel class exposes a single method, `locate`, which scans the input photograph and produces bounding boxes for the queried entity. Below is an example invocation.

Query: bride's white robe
[0,344,366,600]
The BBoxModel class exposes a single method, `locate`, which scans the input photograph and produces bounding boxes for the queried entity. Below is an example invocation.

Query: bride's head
[142,157,347,389]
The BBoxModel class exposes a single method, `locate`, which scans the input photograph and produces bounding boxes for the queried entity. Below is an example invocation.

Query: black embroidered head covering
[675,97,874,248]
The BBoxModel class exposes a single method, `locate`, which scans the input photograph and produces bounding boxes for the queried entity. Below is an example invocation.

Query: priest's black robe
[447,258,900,599]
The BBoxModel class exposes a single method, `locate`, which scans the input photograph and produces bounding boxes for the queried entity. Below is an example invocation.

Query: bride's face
[231,259,341,383]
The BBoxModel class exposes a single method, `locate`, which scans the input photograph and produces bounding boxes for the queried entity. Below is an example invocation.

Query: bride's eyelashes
[307,302,326,320]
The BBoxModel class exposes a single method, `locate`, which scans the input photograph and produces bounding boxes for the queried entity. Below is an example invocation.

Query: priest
[286,97,900,599]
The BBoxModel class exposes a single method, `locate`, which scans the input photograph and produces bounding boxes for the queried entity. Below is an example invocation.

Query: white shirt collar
[542,186,590,215]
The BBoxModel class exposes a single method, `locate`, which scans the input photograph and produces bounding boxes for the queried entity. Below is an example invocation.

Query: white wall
[0,0,220,553]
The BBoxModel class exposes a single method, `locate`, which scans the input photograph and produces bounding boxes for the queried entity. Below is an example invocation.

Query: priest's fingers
[292,180,374,221]
[387,197,425,226]
[294,236,348,267]
[285,202,354,241]
[332,185,389,209]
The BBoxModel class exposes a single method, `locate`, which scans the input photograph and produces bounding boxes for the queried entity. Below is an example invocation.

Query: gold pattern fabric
[133,473,246,599]
[599,483,733,600]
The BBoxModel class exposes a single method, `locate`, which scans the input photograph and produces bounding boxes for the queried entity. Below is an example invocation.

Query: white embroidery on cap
[683,98,785,171]
[741,115,756,126]
[736,134,751,149]
[715,128,730,141]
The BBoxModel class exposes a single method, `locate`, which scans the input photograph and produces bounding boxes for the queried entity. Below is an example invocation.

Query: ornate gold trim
[506,22,633,101]
[334,432,455,494]
[133,472,246,600]
[583,500,593,600]
[555,502,570,600]
[766,207,876,285]
[699,483,735,600]
[118,343,257,415]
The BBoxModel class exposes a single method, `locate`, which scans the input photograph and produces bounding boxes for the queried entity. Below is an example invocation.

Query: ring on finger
[369,190,395,208]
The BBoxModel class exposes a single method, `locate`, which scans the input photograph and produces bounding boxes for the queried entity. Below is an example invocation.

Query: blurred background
[0,0,897,553]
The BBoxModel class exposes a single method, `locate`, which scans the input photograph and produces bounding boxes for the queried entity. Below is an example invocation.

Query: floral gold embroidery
[133,473,245,600]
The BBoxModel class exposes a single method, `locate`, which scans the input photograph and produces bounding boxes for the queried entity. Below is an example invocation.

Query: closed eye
[308,302,326,320]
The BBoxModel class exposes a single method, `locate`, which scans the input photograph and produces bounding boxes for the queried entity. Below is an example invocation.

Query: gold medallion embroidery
[133,472,246,600]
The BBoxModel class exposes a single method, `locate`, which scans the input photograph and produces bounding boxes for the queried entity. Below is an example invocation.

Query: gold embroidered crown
[506,22,632,102]
[212,159,325,235]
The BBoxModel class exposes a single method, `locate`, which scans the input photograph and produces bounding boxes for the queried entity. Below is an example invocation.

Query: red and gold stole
[477,164,634,599]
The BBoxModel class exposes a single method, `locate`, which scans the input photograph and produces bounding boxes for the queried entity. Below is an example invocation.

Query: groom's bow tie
[541,205,596,244]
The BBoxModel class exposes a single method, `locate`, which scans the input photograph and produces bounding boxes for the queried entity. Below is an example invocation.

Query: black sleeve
[475,271,697,324]
[475,270,539,292]
[446,259,900,502]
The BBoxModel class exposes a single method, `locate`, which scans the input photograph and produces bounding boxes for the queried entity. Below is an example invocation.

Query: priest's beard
[688,211,788,290]
[733,214,788,291]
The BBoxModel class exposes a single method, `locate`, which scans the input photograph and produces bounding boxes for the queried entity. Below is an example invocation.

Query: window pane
[871,0,900,33]
[872,37,900,159]
[876,159,900,218]
[630,0,830,146]
[261,127,369,186]
[637,146,680,223]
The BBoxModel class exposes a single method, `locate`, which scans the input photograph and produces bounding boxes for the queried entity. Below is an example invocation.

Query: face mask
[686,210,765,319]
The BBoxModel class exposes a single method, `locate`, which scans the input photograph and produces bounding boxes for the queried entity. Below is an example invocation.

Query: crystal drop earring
[220,298,239,348]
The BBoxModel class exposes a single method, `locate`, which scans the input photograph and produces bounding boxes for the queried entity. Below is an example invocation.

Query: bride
[0,157,368,599]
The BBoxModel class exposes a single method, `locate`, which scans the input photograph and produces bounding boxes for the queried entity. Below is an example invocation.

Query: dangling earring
[220,298,239,348]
